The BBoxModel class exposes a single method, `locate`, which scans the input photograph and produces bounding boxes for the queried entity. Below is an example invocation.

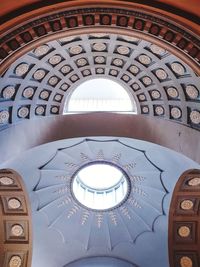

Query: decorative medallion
[96,68,104,74]
[40,90,49,100]
[122,74,130,82]
[51,106,59,113]
[49,55,62,65]
[92,43,106,51]
[171,107,182,119]
[155,69,168,80]
[180,200,194,210]
[60,65,71,74]
[113,58,123,66]
[180,256,193,267]
[190,110,200,124]
[34,45,49,57]
[70,74,79,82]
[142,76,152,86]
[22,87,34,99]
[8,198,21,209]
[109,69,118,76]
[15,63,29,76]
[94,56,105,64]
[185,85,199,99]
[188,177,200,186]
[138,54,151,65]
[9,255,22,267]
[76,58,87,67]
[142,106,149,113]
[131,83,140,91]
[138,94,146,101]
[151,90,161,99]
[18,106,29,118]
[171,62,185,75]
[60,83,69,91]
[3,86,15,99]
[11,224,24,236]
[0,176,13,185]
[116,46,130,55]
[155,106,164,115]
[167,87,179,98]
[129,65,139,75]
[0,110,9,124]
[48,76,59,86]
[33,69,46,80]
[54,94,62,101]
[150,44,166,56]
[82,69,91,76]
[35,106,45,115]
[69,45,83,55]
[178,226,191,237]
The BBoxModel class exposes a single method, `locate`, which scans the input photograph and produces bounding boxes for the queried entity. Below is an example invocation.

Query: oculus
[72,163,129,210]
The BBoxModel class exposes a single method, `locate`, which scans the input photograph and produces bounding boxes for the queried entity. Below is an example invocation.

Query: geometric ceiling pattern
[1,136,199,267]
[0,33,200,130]
[36,138,166,250]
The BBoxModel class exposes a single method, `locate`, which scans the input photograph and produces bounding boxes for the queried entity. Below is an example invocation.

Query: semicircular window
[64,78,137,113]
[72,163,129,210]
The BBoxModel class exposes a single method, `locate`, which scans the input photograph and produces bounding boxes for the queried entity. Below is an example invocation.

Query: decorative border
[0,4,200,74]
[0,169,32,267]
[168,169,200,267]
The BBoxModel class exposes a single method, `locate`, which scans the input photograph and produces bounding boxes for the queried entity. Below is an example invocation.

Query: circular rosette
[35,138,166,250]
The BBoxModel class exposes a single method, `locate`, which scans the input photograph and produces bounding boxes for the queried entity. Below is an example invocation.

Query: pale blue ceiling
[1,136,199,267]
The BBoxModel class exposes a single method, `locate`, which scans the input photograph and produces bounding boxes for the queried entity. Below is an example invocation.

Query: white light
[78,164,123,189]
[72,163,128,210]
[65,78,136,112]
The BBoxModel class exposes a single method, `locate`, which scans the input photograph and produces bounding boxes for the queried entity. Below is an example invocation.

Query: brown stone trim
[0,2,199,75]
[168,169,200,267]
[0,169,32,267]
[1,0,200,25]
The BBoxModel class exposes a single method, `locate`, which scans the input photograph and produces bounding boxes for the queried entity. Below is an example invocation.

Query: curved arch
[0,168,32,267]
[65,256,138,267]
[0,1,199,73]
[168,169,200,267]
[0,32,199,130]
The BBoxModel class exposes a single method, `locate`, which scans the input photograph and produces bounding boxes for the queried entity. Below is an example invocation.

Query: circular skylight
[72,163,129,210]
[65,78,136,113]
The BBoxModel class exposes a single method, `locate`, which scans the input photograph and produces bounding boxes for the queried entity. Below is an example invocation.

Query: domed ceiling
[0,33,199,130]
[1,137,199,267]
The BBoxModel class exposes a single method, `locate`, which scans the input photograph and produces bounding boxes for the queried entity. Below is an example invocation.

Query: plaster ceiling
[0,33,200,130]
[1,136,199,267]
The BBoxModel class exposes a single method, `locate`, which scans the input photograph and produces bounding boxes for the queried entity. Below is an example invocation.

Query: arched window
[64,78,137,113]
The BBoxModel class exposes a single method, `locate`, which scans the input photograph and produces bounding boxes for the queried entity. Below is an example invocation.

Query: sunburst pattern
[34,138,166,250]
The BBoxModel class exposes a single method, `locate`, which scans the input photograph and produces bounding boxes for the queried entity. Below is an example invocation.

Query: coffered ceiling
[0,33,199,130]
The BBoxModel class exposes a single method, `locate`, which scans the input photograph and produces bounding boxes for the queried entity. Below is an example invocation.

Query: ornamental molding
[0,169,32,267]
[169,169,200,267]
